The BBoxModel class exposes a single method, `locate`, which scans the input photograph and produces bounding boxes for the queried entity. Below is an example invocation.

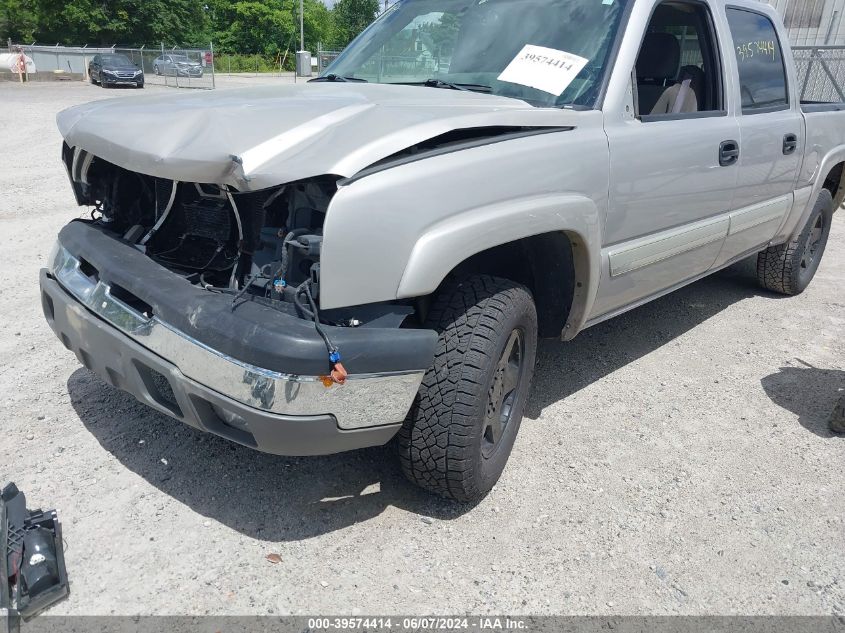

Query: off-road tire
[398,275,537,501]
[757,189,833,295]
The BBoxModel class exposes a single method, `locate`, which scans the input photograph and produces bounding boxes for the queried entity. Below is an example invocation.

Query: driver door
[592,0,738,319]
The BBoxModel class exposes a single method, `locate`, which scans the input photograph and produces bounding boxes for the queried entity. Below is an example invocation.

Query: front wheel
[757,188,834,295]
[398,275,537,502]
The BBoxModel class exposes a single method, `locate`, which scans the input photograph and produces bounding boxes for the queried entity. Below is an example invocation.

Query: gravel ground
[1,81,843,617]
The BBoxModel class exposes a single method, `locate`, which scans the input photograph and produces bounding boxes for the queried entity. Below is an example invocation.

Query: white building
[766,0,845,45]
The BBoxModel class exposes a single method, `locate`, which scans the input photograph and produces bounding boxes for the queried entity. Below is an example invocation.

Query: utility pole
[300,0,305,51]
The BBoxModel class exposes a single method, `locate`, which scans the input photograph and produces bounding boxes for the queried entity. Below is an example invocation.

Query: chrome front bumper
[45,244,424,433]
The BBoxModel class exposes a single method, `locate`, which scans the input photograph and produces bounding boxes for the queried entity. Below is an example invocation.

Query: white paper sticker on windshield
[497,45,589,96]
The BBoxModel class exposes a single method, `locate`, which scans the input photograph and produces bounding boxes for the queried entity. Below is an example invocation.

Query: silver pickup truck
[41,0,842,501]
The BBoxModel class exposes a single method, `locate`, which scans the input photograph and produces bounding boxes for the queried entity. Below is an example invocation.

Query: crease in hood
[57,82,580,191]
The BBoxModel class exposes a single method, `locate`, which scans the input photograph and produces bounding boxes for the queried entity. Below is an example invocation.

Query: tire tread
[756,189,833,296]
[397,275,536,501]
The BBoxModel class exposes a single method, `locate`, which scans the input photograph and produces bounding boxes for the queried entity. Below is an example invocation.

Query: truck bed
[801,101,845,112]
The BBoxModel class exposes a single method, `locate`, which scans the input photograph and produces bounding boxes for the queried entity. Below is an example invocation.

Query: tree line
[0,0,381,53]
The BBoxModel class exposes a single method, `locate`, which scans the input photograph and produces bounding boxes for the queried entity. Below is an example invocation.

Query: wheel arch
[396,194,601,339]
[442,231,585,338]
[821,159,845,209]
[780,151,845,245]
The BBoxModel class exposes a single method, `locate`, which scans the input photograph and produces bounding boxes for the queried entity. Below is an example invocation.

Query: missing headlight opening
[61,143,368,353]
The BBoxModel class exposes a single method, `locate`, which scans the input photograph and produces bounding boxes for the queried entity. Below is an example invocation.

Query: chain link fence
[793,45,845,101]
[214,52,294,76]
[2,42,215,88]
[316,47,342,74]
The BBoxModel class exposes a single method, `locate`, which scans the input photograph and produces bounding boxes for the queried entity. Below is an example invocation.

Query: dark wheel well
[822,161,845,205]
[445,232,575,338]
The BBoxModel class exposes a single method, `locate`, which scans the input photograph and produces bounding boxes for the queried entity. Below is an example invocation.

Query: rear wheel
[154,64,161,75]
[757,189,833,295]
[398,275,537,501]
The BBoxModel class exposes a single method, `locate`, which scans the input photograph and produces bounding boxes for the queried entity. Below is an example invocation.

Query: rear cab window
[725,7,789,112]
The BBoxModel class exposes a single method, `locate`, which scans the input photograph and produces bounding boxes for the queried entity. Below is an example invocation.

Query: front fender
[319,120,608,337]
[396,194,601,335]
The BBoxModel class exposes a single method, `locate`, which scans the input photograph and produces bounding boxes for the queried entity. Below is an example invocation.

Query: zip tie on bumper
[329,351,347,385]
[302,281,347,385]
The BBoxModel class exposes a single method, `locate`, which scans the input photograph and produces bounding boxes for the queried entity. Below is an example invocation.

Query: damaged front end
[63,143,342,329]
[42,144,437,455]
[1,484,69,630]
[61,142,425,377]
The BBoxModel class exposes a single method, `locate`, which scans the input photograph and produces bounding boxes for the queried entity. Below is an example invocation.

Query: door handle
[719,140,740,166]
[783,133,798,155]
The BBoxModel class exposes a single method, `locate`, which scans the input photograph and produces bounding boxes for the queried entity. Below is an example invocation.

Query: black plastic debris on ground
[1,483,69,631]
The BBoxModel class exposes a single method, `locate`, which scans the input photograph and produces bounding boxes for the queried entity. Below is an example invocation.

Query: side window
[725,8,788,112]
[634,1,724,118]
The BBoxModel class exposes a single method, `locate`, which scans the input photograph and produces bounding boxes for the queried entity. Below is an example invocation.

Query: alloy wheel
[482,328,524,459]
[800,213,825,270]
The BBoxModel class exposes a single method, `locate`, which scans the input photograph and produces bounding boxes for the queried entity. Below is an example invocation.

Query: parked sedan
[152,54,203,78]
[88,53,144,88]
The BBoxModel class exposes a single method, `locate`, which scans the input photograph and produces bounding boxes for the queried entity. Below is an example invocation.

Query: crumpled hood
[57,82,577,191]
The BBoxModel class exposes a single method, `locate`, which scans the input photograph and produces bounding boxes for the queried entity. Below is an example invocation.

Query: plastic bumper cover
[41,270,407,455]
[39,222,437,455]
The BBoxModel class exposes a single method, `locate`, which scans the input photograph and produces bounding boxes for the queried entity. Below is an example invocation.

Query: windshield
[325,0,629,107]
[170,55,190,62]
[101,54,132,66]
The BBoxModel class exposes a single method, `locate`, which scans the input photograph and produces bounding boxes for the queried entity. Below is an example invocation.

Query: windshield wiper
[397,79,492,93]
[308,74,368,83]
